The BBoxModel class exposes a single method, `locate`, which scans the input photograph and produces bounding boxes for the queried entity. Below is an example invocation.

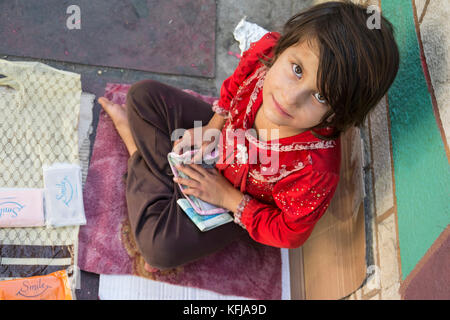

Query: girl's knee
[127,79,163,101]
[126,79,163,123]
[136,231,186,270]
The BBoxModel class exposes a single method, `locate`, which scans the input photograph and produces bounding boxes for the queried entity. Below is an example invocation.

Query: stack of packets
[176,199,233,232]
[167,149,233,231]
[0,163,86,228]
[0,163,85,300]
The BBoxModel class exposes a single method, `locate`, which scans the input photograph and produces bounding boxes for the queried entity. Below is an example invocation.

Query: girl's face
[261,39,334,135]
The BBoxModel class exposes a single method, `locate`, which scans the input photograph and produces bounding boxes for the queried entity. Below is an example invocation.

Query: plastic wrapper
[0,188,45,227]
[0,270,73,300]
[43,163,86,227]
[233,16,269,55]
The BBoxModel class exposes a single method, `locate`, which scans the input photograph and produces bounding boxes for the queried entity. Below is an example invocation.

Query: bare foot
[144,262,160,273]
[98,97,137,156]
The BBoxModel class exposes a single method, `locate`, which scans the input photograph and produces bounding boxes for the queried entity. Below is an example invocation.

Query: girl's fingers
[182,163,210,177]
[176,164,205,181]
[190,163,211,175]
[173,138,185,154]
[172,141,179,153]
[174,176,199,188]
[192,141,217,163]
[192,148,204,164]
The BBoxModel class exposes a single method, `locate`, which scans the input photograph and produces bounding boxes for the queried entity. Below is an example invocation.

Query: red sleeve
[212,31,280,117]
[237,170,340,248]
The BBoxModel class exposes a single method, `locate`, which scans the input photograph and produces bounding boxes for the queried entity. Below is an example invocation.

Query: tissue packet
[0,270,73,300]
[168,149,229,216]
[43,163,86,227]
[0,188,45,227]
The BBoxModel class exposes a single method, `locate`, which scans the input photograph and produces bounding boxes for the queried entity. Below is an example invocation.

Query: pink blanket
[77,83,282,300]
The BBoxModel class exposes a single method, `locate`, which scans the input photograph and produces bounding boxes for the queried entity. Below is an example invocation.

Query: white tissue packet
[43,163,86,227]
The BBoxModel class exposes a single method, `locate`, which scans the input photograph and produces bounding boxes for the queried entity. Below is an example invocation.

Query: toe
[98,97,108,108]
[98,97,110,105]
[144,262,159,273]
[99,98,123,114]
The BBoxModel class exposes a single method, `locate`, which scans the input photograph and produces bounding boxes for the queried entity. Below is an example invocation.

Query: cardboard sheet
[302,126,367,300]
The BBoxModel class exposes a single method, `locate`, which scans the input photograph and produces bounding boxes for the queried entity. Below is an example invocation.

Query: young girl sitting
[98,0,399,271]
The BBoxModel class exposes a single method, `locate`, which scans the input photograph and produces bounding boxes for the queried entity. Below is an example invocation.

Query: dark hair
[258,0,400,140]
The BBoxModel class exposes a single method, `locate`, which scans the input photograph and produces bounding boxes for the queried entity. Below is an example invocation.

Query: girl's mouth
[272,95,293,118]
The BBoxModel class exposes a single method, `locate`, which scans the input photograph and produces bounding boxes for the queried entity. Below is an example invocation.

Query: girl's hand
[172,125,220,163]
[173,163,233,208]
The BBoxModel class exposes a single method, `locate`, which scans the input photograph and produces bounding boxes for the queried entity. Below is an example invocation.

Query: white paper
[233,16,269,55]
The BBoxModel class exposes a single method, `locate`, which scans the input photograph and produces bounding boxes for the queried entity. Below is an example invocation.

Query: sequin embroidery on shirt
[249,155,312,183]
[226,65,267,128]
[212,99,230,119]
[245,132,337,152]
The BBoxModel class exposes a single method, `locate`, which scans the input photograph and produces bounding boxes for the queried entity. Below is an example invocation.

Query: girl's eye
[314,92,327,104]
[292,63,303,78]
[292,63,327,104]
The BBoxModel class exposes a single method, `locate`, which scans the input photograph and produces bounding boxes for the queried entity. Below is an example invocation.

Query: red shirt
[212,31,341,249]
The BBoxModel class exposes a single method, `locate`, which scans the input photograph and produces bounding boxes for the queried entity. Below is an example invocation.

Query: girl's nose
[283,87,307,107]
[284,79,318,107]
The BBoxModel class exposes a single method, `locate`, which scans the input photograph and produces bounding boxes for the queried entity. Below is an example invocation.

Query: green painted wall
[381,0,450,280]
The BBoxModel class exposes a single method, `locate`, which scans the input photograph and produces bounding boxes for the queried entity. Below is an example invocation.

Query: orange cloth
[0,270,72,300]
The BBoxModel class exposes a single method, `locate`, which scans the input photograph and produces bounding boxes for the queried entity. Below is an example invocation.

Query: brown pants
[124,80,248,269]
